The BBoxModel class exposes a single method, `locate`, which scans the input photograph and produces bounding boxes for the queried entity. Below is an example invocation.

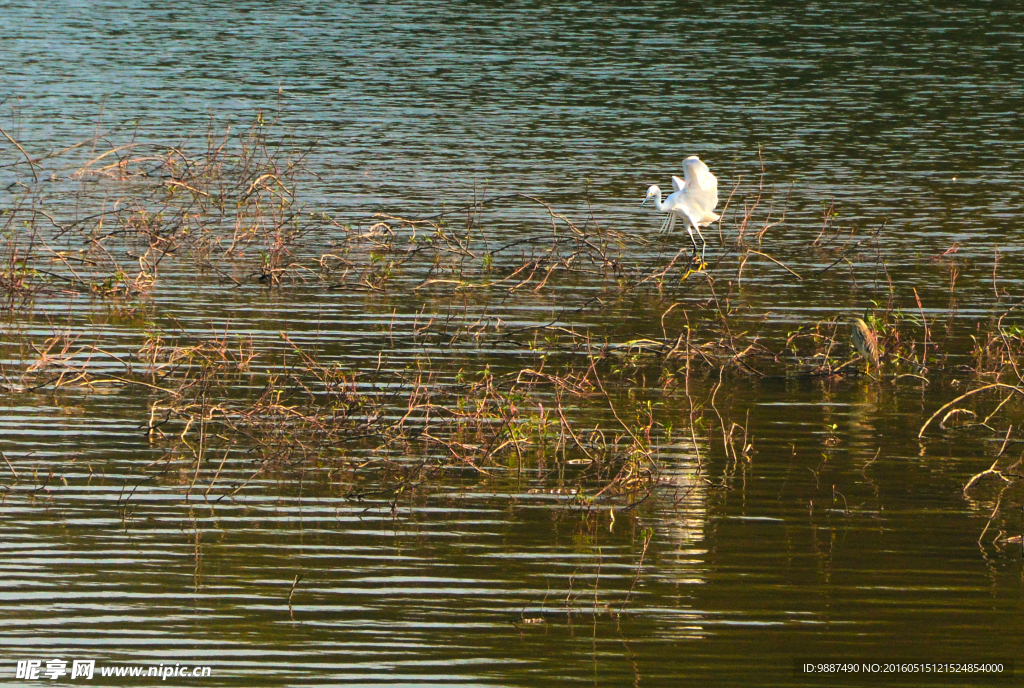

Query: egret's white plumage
[641,155,720,262]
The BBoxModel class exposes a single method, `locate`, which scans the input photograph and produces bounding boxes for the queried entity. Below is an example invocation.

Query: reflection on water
[3,1,1024,686]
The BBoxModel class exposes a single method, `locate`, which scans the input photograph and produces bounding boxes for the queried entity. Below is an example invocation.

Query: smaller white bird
[641,155,720,262]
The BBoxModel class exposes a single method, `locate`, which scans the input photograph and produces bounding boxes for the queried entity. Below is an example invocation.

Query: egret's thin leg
[686,226,698,254]
[692,223,707,262]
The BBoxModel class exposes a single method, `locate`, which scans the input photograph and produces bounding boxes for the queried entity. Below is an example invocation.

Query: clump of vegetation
[2,109,1023,548]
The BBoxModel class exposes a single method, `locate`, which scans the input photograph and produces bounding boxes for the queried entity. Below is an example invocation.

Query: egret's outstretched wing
[682,156,717,198]
[681,156,719,224]
[671,175,685,192]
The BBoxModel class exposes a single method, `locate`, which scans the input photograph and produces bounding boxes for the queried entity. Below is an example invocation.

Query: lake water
[2,2,1024,686]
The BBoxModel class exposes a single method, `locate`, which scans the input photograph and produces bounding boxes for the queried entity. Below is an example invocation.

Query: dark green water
[2,2,1024,686]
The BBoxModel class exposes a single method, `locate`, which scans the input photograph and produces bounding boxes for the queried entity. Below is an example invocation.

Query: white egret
[641,155,720,262]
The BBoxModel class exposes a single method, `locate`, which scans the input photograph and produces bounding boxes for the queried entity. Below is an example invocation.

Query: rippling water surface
[2,2,1024,686]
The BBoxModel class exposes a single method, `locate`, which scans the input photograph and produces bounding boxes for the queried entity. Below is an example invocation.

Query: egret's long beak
[640,196,649,207]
